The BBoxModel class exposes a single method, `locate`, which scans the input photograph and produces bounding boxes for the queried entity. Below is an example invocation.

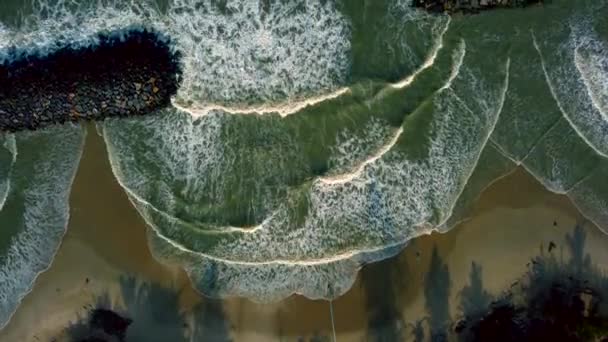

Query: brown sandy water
[1,125,607,342]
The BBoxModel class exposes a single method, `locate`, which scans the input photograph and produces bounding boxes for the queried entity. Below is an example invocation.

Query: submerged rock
[0,29,182,132]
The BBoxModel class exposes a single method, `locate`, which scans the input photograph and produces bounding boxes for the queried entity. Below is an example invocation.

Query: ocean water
[0,125,84,328]
[0,0,607,329]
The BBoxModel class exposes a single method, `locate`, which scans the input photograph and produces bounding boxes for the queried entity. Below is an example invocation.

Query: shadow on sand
[455,224,608,341]
[63,275,231,342]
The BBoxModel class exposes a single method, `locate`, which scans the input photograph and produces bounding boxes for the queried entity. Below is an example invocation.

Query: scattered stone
[0,29,182,132]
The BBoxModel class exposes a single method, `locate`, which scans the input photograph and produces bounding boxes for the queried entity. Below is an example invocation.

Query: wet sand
[0,124,199,341]
[1,126,607,341]
[331,169,608,340]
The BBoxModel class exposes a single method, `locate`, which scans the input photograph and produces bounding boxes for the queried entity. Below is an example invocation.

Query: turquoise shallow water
[0,0,607,331]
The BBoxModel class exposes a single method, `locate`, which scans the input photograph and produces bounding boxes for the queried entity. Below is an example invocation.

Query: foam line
[518,117,562,163]
[0,135,16,210]
[439,39,466,91]
[317,126,404,185]
[0,126,86,331]
[574,46,608,122]
[103,125,426,266]
[390,16,451,89]
[171,87,351,117]
[531,30,608,159]
[564,163,600,193]
[101,128,271,234]
[317,39,465,186]
[102,39,485,268]
[132,192,415,266]
[439,56,512,227]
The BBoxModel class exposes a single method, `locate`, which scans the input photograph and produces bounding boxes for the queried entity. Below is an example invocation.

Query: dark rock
[0,28,182,132]
[412,0,545,15]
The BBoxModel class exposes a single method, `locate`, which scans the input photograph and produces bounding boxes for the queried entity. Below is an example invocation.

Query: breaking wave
[0,0,607,321]
[0,126,84,329]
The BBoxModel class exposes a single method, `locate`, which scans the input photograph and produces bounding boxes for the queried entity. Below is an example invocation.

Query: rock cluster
[412,0,544,14]
[0,29,182,132]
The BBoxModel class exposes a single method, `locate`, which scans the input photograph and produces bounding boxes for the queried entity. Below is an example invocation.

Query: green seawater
[0,0,607,331]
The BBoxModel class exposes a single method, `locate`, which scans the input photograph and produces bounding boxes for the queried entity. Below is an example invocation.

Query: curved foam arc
[104,128,427,266]
[0,126,86,330]
[574,45,608,122]
[389,16,451,89]
[104,33,470,266]
[3,0,350,109]
[0,135,16,210]
[171,16,449,121]
[125,183,419,267]
[0,178,9,211]
[318,39,466,186]
[102,123,433,266]
[141,203,412,267]
[531,31,608,159]
[437,56,512,227]
[171,87,351,118]
[168,0,351,106]
[439,40,467,91]
[311,22,458,186]
[100,127,271,235]
[317,126,404,185]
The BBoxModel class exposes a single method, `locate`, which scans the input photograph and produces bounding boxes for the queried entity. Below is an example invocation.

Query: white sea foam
[5,0,604,309]
[324,117,397,182]
[390,16,451,89]
[575,38,608,123]
[172,87,351,118]
[0,126,85,329]
[0,135,16,211]
[531,24,608,158]
[2,0,350,111]
[168,0,351,106]
[484,27,608,237]
[319,39,463,186]
[102,40,514,300]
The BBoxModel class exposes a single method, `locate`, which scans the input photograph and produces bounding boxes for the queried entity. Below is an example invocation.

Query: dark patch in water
[0,28,182,132]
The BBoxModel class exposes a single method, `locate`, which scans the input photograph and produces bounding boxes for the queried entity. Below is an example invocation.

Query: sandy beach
[1,126,607,342]
[0,124,199,341]
[329,169,608,340]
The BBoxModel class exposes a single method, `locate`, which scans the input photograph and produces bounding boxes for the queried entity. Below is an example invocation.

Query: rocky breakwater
[412,0,544,14]
[0,29,182,132]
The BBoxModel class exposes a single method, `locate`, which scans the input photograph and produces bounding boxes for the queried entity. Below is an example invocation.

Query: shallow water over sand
[1,126,607,341]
